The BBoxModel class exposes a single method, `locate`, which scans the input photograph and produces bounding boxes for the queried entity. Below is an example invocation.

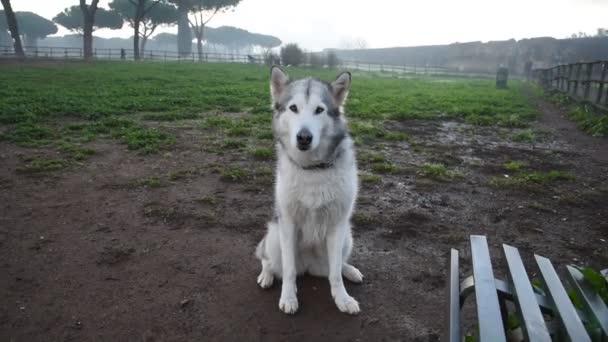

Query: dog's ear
[270,66,289,101]
[330,71,351,106]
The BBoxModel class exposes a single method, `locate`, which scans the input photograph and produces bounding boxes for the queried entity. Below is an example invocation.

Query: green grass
[141,112,199,121]
[418,163,462,180]
[360,173,382,184]
[504,160,523,171]
[383,131,411,142]
[371,162,399,174]
[490,170,575,187]
[250,147,274,160]
[139,176,162,188]
[567,106,608,137]
[512,129,536,143]
[0,62,537,160]
[219,166,249,182]
[16,158,67,173]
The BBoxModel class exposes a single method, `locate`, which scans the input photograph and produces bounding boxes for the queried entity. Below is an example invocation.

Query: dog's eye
[315,106,324,114]
[289,105,298,113]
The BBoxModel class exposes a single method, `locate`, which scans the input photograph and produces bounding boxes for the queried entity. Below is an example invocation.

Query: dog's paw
[334,294,360,315]
[257,271,274,289]
[278,294,299,314]
[342,264,364,284]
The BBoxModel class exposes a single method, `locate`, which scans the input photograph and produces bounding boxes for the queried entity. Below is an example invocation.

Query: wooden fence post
[573,63,582,98]
[596,61,607,106]
[583,62,594,101]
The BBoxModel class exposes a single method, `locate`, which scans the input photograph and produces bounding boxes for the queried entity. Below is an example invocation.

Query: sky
[8,0,608,50]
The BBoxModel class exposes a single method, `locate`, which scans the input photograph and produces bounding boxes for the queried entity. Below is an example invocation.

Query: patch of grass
[418,163,463,180]
[350,121,385,140]
[120,127,174,153]
[352,212,375,226]
[504,160,523,171]
[139,176,162,188]
[360,173,382,184]
[383,131,410,142]
[251,147,274,160]
[371,162,399,174]
[142,112,198,121]
[219,166,249,182]
[16,158,67,173]
[490,170,575,187]
[567,106,608,137]
[360,152,385,163]
[512,129,536,143]
[256,130,274,140]
[226,126,251,137]
[2,122,54,147]
[222,139,246,150]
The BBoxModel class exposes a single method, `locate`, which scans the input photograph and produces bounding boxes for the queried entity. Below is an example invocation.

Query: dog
[255,66,363,315]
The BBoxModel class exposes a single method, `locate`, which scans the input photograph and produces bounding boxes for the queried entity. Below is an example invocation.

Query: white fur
[256,68,363,315]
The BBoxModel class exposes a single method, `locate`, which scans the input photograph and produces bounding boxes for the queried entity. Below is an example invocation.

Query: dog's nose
[296,128,313,150]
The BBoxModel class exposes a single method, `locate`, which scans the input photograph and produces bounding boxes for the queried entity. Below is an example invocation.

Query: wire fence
[1,45,498,78]
[533,61,608,111]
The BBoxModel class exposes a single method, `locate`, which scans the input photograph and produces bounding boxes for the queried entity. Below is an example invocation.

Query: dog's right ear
[270,66,289,101]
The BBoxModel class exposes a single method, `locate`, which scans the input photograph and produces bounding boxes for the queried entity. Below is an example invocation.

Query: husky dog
[255,67,363,315]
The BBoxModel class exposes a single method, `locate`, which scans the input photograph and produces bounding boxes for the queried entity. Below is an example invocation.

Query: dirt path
[1,93,607,341]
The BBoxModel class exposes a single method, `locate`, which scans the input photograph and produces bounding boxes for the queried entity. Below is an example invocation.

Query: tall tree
[53,4,123,59]
[168,0,192,57]
[110,0,178,58]
[188,0,241,61]
[0,0,24,58]
[13,12,58,48]
[139,2,178,54]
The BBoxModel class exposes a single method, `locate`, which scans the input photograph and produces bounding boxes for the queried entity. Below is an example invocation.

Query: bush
[280,43,304,66]
[308,53,324,68]
[327,51,339,69]
[264,51,280,66]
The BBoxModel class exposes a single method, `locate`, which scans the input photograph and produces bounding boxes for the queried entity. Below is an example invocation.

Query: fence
[533,61,608,111]
[1,45,500,78]
[0,45,266,64]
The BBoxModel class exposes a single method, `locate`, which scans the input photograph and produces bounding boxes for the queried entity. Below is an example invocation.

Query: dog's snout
[296,128,313,150]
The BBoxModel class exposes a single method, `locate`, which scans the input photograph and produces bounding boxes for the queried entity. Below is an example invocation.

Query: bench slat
[535,255,591,341]
[470,235,507,341]
[503,245,551,342]
[446,248,460,342]
[566,265,608,337]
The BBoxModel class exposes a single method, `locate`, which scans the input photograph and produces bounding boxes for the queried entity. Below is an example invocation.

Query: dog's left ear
[330,71,351,106]
[270,66,289,101]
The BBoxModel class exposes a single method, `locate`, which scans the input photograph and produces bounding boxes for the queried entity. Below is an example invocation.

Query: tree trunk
[1,0,25,58]
[80,0,99,60]
[140,36,147,57]
[83,14,94,59]
[133,18,141,60]
[196,34,203,61]
[177,3,191,57]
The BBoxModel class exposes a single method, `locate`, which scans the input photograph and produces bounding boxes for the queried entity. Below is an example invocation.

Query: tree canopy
[205,26,281,50]
[53,5,123,33]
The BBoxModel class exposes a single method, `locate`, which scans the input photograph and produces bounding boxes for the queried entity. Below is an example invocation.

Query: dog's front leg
[278,219,298,314]
[327,222,360,314]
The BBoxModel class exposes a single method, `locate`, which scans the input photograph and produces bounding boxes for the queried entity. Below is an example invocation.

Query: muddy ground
[1,95,607,341]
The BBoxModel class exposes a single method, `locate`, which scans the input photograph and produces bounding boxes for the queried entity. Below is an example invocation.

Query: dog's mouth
[296,143,311,151]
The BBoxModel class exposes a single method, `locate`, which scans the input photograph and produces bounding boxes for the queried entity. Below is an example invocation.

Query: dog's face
[270,67,351,163]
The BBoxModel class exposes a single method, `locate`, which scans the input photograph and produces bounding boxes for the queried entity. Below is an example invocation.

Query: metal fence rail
[533,61,608,111]
[0,45,266,64]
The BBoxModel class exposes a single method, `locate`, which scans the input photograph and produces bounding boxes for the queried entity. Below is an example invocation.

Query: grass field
[0,61,536,157]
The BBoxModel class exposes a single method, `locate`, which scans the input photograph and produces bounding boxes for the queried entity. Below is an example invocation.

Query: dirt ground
[1,93,607,342]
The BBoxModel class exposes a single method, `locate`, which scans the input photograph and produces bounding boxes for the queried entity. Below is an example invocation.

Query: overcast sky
[8,0,608,50]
